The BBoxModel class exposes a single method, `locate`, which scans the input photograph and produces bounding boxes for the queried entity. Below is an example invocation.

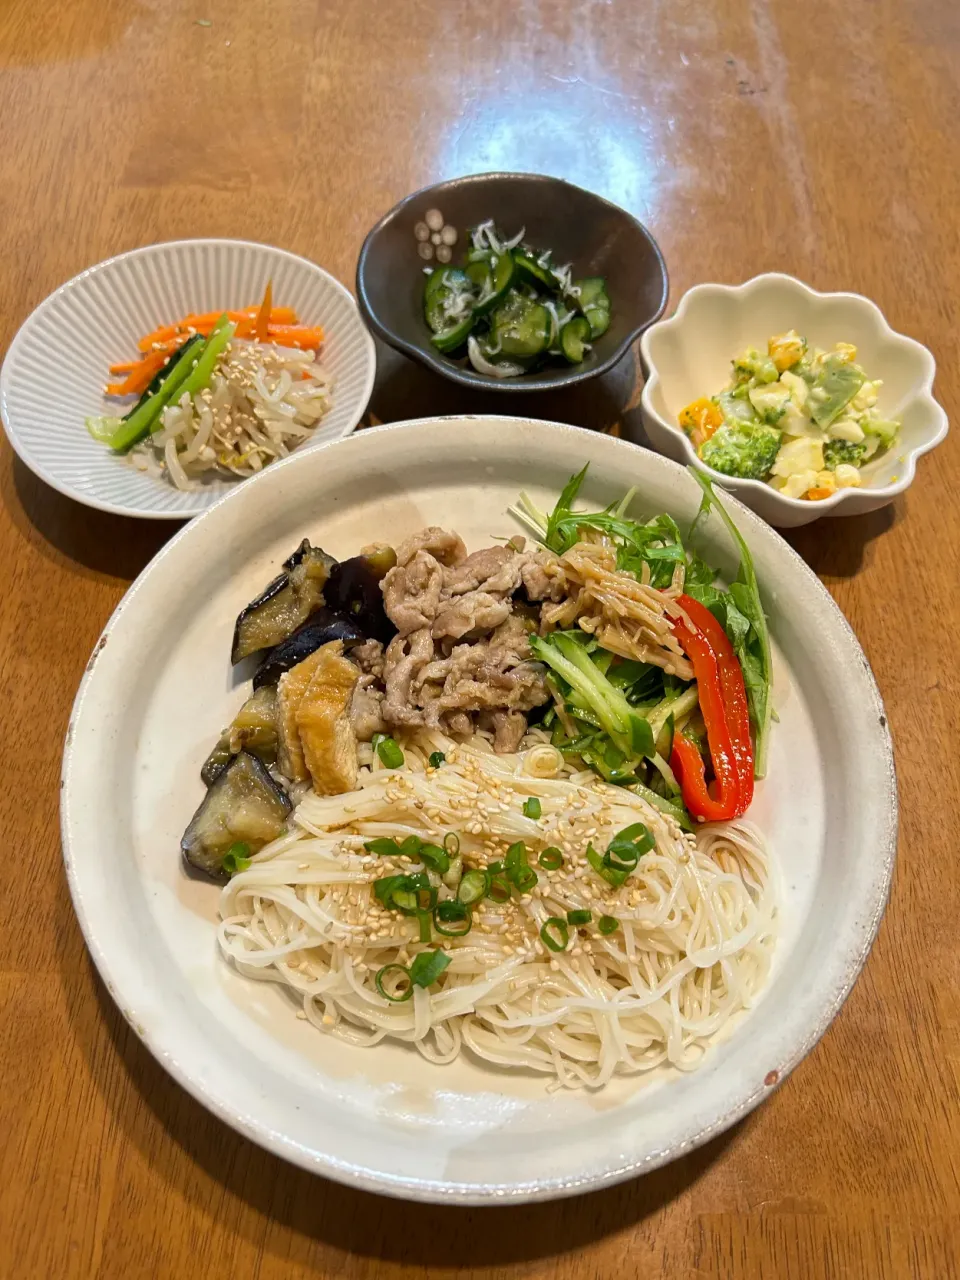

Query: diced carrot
[804,487,834,501]
[678,397,723,447]
[255,280,273,342]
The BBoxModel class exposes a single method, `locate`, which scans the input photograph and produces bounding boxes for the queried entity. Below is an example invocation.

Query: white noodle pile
[218,730,776,1089]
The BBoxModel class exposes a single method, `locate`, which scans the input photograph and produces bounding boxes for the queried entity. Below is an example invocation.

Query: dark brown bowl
[355,172,669,392]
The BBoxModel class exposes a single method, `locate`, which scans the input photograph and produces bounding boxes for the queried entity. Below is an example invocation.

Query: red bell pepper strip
[669,594,754,821]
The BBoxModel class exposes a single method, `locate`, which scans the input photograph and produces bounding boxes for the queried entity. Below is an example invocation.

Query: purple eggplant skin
[231,541,337,664]
[181,751,292,881]
[252,609,365,689]
[326,545,397,645]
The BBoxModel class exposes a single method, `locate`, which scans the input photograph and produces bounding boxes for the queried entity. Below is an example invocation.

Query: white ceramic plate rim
[0,238,376,520]
[639,272,949,513]
[61,417,897,1203]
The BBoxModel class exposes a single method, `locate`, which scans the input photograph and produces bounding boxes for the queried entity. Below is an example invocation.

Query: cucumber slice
[560,316,591,364]
[424,268,472,334]
[514,252,557,290]
[473,251,514,317]
[490,293,550,358]
[431,313,475,353]
[573,277,609,308]
[583,304,611,339]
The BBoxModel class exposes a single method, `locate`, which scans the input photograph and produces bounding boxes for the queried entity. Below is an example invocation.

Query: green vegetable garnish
[522,797,542,820]
[433,900,472,937]
[566,909,592,926]
[409,949,451,988]
[372,734,404,769]
[597,915,619,935]
[538,847,563,870]
[458,869,487,905]
[221,841,251,876]
[540,918,569,952]
[375,963,413,1002]
[428,751,446,768]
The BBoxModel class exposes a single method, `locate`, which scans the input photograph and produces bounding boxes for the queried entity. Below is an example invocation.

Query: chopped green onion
[504,841,538,893]
[488,873,511,903]
[522,796,542,820]
[443,832,460,856]
[611,822,655,855]
[416,842,450,874]
[540,917,569,952]
[586,823,654,888]
[428,751,446,768]
[372,733,405,769]
[409,948,451,988]
[538,847,563,870]
[586,842,628,888]
[566,909,592,926]
[434,900,472,937]
[488,860,504,875]
[375,963,413,1002]
[222,841,251,876]
[417,911,432,943]
[458,869,487,905]
[598,915,619,935]
[374,872,435,915]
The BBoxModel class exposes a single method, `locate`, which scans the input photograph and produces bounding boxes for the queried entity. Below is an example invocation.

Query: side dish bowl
[356,172,668,391]
[639,273,948,527]
[62,417,895,1203]
[0,239,376,519]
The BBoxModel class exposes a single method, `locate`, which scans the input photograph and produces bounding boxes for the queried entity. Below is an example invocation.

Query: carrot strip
[135,306,300,350]
[108,360,139,375]
[265,325,324,350]
[255,280,273,342]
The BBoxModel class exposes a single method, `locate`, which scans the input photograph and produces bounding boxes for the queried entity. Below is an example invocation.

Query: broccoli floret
[732,348,779,385]
[699,423,782,480]
[824,439,867,469]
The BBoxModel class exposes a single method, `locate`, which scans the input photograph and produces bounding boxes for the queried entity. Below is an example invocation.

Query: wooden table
[1,1,958,1275]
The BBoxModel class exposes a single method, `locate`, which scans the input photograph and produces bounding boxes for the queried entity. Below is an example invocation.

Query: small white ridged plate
[0,240,376,519]
[62,419,896,1203]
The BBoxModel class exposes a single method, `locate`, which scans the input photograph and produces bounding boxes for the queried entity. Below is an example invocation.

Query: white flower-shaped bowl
[639,273,948,528]
[0,240,376,520]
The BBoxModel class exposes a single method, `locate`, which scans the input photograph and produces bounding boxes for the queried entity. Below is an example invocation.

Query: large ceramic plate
[61,418,896,1203]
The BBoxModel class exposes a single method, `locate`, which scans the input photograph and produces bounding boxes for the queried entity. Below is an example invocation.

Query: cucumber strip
[109,316,234,454]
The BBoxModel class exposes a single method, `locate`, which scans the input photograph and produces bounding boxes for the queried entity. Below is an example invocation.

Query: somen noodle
[218,728,776,1089]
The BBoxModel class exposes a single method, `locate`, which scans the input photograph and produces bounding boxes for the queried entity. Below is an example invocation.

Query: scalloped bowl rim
[0,238,376,520]
[639,272,948,514]
[356,172,668,391]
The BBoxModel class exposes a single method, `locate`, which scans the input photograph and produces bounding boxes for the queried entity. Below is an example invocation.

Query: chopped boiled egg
[834,464,862,488]
[772,436,825,478]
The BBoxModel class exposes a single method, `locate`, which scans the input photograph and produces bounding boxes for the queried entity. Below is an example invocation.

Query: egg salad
[678,332,900,500]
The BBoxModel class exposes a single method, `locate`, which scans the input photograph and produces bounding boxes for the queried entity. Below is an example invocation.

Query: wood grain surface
[1,0,958,1275]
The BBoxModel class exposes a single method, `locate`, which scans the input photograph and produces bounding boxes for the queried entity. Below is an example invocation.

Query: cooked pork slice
[518,548,563,601]
[351,674,386,742]
[276,646,330,781]
[382,550,444,636]
[351,638,385,678]
[295,641,360,794]
[382,628,436,726]
[395,526,467,568]
[479,709,528,753]
[432,590,514,640]
[442,546,522,596]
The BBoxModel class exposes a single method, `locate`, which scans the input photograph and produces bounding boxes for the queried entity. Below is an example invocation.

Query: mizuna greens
[512,465,773,823]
